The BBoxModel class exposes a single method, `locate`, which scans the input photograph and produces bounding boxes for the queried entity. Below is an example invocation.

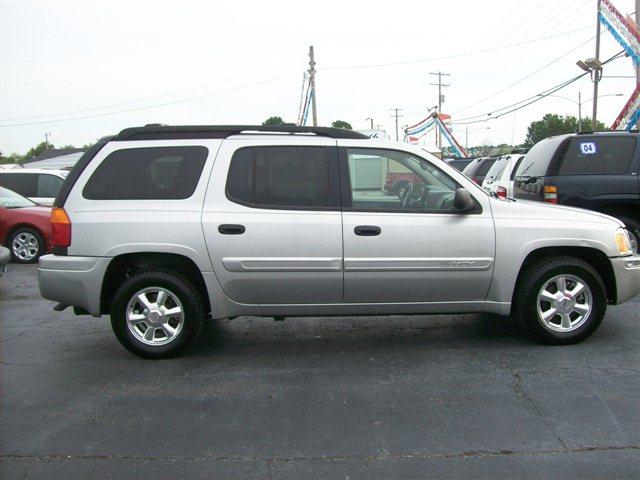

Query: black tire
[512,256,607,345]
[8,227,45,264]
[618,216,639,253]
[110,270,205,359]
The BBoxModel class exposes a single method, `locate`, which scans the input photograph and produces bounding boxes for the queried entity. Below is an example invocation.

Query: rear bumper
[38,255,111,316]
[610,254,640,305]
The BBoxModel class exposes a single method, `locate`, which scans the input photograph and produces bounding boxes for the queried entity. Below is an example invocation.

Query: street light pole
[578,91,582,132]
[592,0,602,130]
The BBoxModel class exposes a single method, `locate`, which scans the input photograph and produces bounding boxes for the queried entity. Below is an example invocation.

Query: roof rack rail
[114,125,369,141]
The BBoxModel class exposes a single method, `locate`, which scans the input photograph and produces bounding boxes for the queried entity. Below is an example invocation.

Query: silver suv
[38,125,640,358]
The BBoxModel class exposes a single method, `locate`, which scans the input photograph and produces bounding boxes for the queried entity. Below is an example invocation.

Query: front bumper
[610,254,640,304]
[38,255,111,317]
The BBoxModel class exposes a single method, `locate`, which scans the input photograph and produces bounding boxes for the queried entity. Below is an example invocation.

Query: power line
[322,26,592,71]
[452,35,596,116]
[1,57,304,122]
[450,50,625,126]
[1,72,300,128]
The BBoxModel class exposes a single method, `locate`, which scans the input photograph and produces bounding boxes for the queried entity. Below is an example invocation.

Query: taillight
[496,186,507,198]
[543,185,558,204]
[51,207,71,248]
[472,177,480,184]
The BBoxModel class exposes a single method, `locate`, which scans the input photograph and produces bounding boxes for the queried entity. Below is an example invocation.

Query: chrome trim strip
[222,257,343,272]
[344,257,494,272]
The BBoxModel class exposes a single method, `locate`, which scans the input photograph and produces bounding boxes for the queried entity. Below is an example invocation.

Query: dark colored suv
[513,131,639,244]
[461,157,498,184]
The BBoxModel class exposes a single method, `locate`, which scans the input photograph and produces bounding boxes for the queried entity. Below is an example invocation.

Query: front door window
[346,149,459,212]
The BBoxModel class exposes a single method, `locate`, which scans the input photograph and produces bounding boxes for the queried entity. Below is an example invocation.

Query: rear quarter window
[559,136,637,175]
[82,146,208,200]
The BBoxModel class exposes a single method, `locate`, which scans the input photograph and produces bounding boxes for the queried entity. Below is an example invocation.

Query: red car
[0,187,52,263]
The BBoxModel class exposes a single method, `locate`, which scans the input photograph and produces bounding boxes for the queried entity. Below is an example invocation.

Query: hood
[490,198,624,227]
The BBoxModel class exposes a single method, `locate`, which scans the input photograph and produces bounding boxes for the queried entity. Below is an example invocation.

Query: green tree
[262,116,284,126]
[0,152,24,165]
[22,142,51,162]
[331,120,352,130]
[524,114,606,146]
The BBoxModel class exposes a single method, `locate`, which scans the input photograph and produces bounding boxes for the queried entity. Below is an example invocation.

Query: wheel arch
[100,252,211,315]
[512,246,616,305]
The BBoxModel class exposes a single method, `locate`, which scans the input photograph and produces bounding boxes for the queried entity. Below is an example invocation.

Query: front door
[202,138,343,305]
[339,146,495,304]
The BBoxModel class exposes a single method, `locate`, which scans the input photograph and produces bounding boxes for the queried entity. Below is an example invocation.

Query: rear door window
[83,146,208,200]
[510,156,525,180]
[37,174,64,197]
[476,158,497,176]
[559,136,636,175]
[226,146,340,210]
[0,173,37,197]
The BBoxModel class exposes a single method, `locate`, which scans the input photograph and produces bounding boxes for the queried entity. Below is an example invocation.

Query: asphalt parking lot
[1,264,638,479]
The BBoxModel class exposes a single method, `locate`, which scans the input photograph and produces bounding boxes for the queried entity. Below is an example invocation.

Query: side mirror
[454,188,475,212]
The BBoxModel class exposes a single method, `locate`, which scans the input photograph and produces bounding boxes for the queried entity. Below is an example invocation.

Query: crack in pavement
[2,445,638,464]
[437,343,573,451]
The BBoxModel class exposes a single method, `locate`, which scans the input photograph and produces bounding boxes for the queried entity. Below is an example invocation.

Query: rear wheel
[512,256,606,344]
[9,227,44,263]
[110,270,205,358]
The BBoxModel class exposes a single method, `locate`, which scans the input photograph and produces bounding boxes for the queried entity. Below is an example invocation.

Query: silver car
[38,125,640,358]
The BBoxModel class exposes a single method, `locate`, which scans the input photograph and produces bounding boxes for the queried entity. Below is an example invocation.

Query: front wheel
[512,256,607,344]
[110,270,205,358]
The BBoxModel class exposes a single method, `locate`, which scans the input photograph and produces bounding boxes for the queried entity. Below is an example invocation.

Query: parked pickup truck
[38,125,640,358]
[514,131,640,247]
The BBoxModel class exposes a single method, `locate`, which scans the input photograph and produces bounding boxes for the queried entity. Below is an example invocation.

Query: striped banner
[599,0,640,66]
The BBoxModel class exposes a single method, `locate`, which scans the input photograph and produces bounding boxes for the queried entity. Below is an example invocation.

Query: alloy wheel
[536,274,593,332]
[126,287,185,346]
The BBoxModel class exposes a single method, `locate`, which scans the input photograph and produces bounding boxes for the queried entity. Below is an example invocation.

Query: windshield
[0,186,37,208]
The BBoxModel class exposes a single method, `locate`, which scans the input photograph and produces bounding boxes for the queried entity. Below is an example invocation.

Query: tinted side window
[0,173,37,197]
[37,174,64,197]
[516,137,566,178]
[226,146,339,209]
[83,146,208,200]
[559,136,636,175]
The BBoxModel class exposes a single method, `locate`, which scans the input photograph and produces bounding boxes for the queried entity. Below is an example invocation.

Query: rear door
[202,137,343,305]
[338,144,495,304]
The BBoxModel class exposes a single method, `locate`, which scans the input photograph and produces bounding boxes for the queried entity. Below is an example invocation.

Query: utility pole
[430,72,450,148]
[308,46,318,127]
[578,91,582,132]
[44,132,51,149]
[592,0,602,130]
[390,108,403,141]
